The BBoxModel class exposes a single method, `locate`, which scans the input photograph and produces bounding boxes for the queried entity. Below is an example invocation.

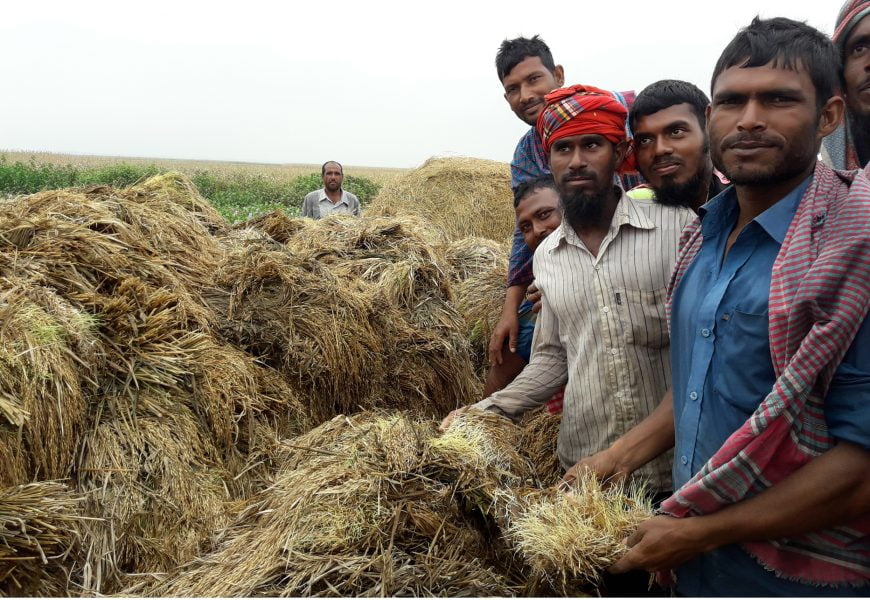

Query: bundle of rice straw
[0,279,98,483]
[0,482,84,596]
[233,209,308,243]
[76,405,232,594]
[519,409,563,487]
[507,470,653,592]
[367,157,515,243]
[141,412,517,597]
[203,241,388,423]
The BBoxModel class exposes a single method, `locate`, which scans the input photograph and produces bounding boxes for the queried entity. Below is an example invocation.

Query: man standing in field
[489,37,641,402]
[301,161,360,219]
[582,18,870,596]
[629,80,727,213]
[824,0,870,169]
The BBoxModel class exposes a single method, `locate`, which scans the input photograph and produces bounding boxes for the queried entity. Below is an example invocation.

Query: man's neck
[325,187,343,203]
[732,164,814,230]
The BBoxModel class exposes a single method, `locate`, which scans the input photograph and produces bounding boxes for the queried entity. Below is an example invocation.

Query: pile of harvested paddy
[0,279,98,484]
[444,236,508,281]
[142,412,518,598]
[76,405,232,595]
[367,157,516,243]
[212,214,480,420]
[0,482,84,597]
[203,242,387,423]
[233,209,308,243]
[519,409,563,487]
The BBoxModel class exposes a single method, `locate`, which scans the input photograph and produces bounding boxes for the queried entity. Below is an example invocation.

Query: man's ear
[613,140,629,169]
[817,95,845,139]
[705,104,712,131]
[553,65,565,88]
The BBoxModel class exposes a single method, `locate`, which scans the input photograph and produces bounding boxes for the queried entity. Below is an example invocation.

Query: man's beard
[562,186,613,230]
[850,111,870,168]
[653,170,706,209]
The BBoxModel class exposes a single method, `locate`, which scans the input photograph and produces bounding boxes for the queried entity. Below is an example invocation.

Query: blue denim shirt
[670,176,870,596]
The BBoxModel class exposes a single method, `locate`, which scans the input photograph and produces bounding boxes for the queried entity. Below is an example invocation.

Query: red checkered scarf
[662,161,870,586]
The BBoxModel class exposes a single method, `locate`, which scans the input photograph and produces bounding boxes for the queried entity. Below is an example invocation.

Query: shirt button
[594,265,601,271]
[701,328,711,337]
[602,306,609,313]
[681,455,688,465]
[610,348,618,355]
[616,392,624,399]
[689,391,698,401]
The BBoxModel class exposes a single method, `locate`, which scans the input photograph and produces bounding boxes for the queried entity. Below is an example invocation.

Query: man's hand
[439,406,470,432]
[560,448,629,490]
[489,313,519,366]
[526,282,543,313]
[610,515,709,574]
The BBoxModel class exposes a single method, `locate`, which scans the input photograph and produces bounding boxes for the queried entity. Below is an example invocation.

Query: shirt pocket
[614,287,669,349]
[711,308,775,415]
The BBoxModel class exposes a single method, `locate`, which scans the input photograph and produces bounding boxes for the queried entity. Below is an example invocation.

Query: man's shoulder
[513,127,539,156]
[630,194,696,230]
[345,190,360,203]
[304,189,324,201]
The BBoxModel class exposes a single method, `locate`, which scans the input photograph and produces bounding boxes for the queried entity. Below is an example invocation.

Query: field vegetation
[0,151,403,222]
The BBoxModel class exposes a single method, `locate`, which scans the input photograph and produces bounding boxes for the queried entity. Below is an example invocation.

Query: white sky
[2,0,835,168]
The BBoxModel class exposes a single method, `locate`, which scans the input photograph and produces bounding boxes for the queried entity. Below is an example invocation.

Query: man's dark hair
[711,16,842,111]
[495,35,556,82]
[321,161,343,176]
[513,175,557,208]
[629,80,710,133]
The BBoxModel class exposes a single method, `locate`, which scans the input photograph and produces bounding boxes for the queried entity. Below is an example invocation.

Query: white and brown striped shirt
[474,191,694,492]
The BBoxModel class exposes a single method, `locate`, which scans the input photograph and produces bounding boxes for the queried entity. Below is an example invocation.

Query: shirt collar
[318,188,347,205]
[551,188,653,251]
[698,175,813,245]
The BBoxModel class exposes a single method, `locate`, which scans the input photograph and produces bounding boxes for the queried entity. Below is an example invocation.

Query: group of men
[442,2,870,596]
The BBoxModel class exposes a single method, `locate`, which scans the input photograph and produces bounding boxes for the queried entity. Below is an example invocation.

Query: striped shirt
[475,191,694,492]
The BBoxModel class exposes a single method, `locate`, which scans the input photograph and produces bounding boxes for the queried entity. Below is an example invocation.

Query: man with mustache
[489,37,641,400]
[629,80,727,213]
[824,0,870,168]
[592,18,870,596]
[441,85,693,593]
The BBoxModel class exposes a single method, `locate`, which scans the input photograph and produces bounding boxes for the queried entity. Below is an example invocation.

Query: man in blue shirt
[575,17,870,596]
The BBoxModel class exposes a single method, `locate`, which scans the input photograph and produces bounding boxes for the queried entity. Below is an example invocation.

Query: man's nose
[654,136,673,156]
[737,100,767,132]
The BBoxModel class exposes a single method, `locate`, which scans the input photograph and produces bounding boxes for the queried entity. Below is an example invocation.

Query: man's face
[502,56,564,126]
[549,133,625,227]
[708,63,821,186]
[323,163,343,192]
[634,103,709,204]
[844,15,870,118]
[516,187,562,251]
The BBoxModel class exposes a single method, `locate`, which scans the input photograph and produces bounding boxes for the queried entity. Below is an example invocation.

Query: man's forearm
[501,285,526,316]
[691,441,870,551]
[610,390,675,473]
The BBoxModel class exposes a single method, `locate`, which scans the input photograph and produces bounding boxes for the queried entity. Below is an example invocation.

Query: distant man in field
[824,0,870,168]
[629,80,727,213]
[490,37,641,395]
[302,161,360,219]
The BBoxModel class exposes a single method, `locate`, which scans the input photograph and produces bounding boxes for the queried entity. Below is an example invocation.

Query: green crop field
[0,151,406,223]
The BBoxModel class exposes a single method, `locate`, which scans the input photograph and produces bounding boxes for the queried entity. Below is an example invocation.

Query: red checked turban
[834,0,870,52]
[535,84,634,172]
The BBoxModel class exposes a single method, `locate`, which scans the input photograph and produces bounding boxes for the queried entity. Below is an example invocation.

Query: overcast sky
[2,1,836,168]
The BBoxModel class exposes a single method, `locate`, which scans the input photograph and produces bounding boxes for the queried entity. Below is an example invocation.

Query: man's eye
[853,43,868,56]
[539,209,552,219]
[671,128,686,137]
[636,136,653,146]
